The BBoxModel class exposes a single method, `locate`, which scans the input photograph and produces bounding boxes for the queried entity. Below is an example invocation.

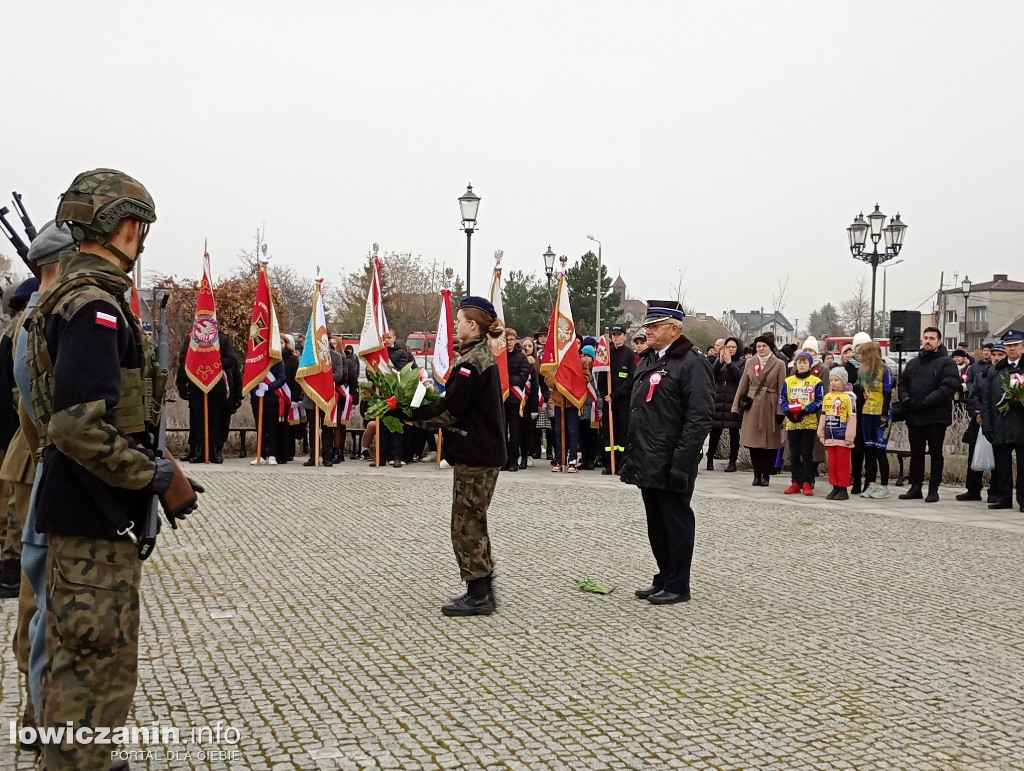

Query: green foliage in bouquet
[360,362,440,434]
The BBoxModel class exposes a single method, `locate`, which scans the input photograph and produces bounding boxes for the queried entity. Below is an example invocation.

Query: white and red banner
[184,251,224,393]
[358,256,392,373]
[432,287,455,385]
[593,334,611,374]
[242,265,282,396]
[296,279,337,413]
[540,273,587,409]
[489,263,510,399]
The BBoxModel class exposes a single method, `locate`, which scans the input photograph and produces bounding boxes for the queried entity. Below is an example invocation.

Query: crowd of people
[703,327,1024,510]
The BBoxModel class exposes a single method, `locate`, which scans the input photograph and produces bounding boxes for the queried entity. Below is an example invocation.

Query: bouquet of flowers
[997,371,1024,415]
[360,362,440,433]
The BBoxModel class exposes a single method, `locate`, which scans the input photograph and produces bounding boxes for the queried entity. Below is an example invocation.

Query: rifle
[138,292,171,560]
[11,192,37,241]
[0,192,41,280]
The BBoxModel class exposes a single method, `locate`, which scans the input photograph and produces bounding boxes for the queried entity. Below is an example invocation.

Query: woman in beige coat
[731,335,785,486]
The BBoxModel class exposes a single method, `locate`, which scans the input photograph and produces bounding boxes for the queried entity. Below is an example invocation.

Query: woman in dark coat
[707,336,743,472]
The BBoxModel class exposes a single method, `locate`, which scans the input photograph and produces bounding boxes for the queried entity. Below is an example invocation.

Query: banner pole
[375,417,381,468]
[314,406,320,467]
[204,392,210,463]
[256,394,264,465]
[607,366,616,475]
[436,430,443,469]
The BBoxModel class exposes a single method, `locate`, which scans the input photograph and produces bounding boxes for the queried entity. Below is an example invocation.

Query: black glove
[149,457,205,526]
[670,450,697,490]
[775,414,785,426]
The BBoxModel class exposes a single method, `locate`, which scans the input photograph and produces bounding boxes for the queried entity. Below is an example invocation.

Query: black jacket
[0,320,20,449]
[343,352,360,400]
[899,345,960,427]
[620,336,714,492]
[597,342,637,403]
[506,343,532,405]
[388,343,413,371]
[710,357,743,431]
[978,357,1024,445]
[411,336,506,468]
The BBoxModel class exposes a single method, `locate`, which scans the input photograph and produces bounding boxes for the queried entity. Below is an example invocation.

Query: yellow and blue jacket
[780,373,823,431]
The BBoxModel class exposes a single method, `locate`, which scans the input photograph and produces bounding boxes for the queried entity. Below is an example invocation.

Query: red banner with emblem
[184,251,224,393]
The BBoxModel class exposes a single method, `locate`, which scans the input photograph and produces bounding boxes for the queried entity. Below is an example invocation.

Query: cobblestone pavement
[3,458,1023,770]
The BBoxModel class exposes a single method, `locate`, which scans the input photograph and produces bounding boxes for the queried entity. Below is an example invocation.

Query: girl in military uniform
[410,296,506,616]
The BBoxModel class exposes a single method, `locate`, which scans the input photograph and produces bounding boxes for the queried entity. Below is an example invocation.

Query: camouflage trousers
[451,464,499,580]
[41,534,141,771]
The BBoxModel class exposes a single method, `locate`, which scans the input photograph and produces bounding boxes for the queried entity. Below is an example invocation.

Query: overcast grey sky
[4,1,1022,333]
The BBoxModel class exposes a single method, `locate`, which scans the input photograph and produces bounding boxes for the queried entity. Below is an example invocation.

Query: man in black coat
[897,326,961,502]
[176,330,243,463]
[598,325,636,474]
[619,302,714,606]
[978,332,1024,511]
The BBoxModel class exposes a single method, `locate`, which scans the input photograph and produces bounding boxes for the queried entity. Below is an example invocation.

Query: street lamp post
[880,257,904,337]
[962,276,972,348]
[458,183,480,295]
[587,234,602,336]
[848,206,907,338]
[543,246,556,291]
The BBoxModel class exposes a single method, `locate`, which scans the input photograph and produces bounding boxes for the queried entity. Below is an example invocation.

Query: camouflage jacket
[27,250,167,539]
[410,335,506,468]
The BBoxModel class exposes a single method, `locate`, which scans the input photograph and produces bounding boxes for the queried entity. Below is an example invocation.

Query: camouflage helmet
[56,168,155,245]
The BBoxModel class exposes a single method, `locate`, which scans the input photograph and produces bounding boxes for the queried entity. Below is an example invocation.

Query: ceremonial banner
[488,263,510,399]
[242,265,282,396]
[593,334,611,374]
[432,288,455,386]
[358,255,392,373]
[296,280,337,413]
[540,274,587,408]
[184,251,224,393]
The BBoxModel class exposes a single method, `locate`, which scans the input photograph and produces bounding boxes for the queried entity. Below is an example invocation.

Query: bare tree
[670,269,695,315]
[237,227,271,278]
[839,276,871,334]
[772,273,790,315]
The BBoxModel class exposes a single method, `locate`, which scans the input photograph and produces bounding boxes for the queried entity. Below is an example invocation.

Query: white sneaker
[439,459,451,469]
[267,456,278,466]
[250,458,261,466]
[421,451,436,462]
[526,457,534,467]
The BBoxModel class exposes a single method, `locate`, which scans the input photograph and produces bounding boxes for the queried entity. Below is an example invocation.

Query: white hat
[802,335,820,354]
[852,331,871,348]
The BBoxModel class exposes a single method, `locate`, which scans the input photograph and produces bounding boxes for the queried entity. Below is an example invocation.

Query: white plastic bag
[972,431,995,472]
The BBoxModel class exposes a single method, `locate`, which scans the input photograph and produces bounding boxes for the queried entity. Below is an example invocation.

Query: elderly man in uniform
[620,301,714,605]
[979,330,1024,511]
[27,169,203,770]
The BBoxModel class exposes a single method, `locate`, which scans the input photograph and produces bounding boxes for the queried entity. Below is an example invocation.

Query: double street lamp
[848,204,907,338]
[962,275,972,347]
[458,184,481,295]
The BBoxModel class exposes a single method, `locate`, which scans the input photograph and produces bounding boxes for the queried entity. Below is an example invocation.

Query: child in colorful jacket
[818,368,858,500]
[780,352,824,495]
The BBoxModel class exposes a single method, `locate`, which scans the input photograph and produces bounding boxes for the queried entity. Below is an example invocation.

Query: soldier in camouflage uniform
[410,296,507,616]
[27,169,203,770]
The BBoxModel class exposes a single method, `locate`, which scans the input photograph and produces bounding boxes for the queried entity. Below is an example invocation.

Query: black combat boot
[441,577,495,617]
[0,559,21,598]
[925,485,940,503]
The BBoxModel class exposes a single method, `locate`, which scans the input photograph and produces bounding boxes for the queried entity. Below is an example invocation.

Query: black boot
[825,486,839,500]
[834,487,849,500]
[706,456,714,471]
[441,577,495,617]
[752,474,762,487]
[0,559,21,598]
[899,485,923,500]
[723,462,737,472]
[925,486,940,503]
